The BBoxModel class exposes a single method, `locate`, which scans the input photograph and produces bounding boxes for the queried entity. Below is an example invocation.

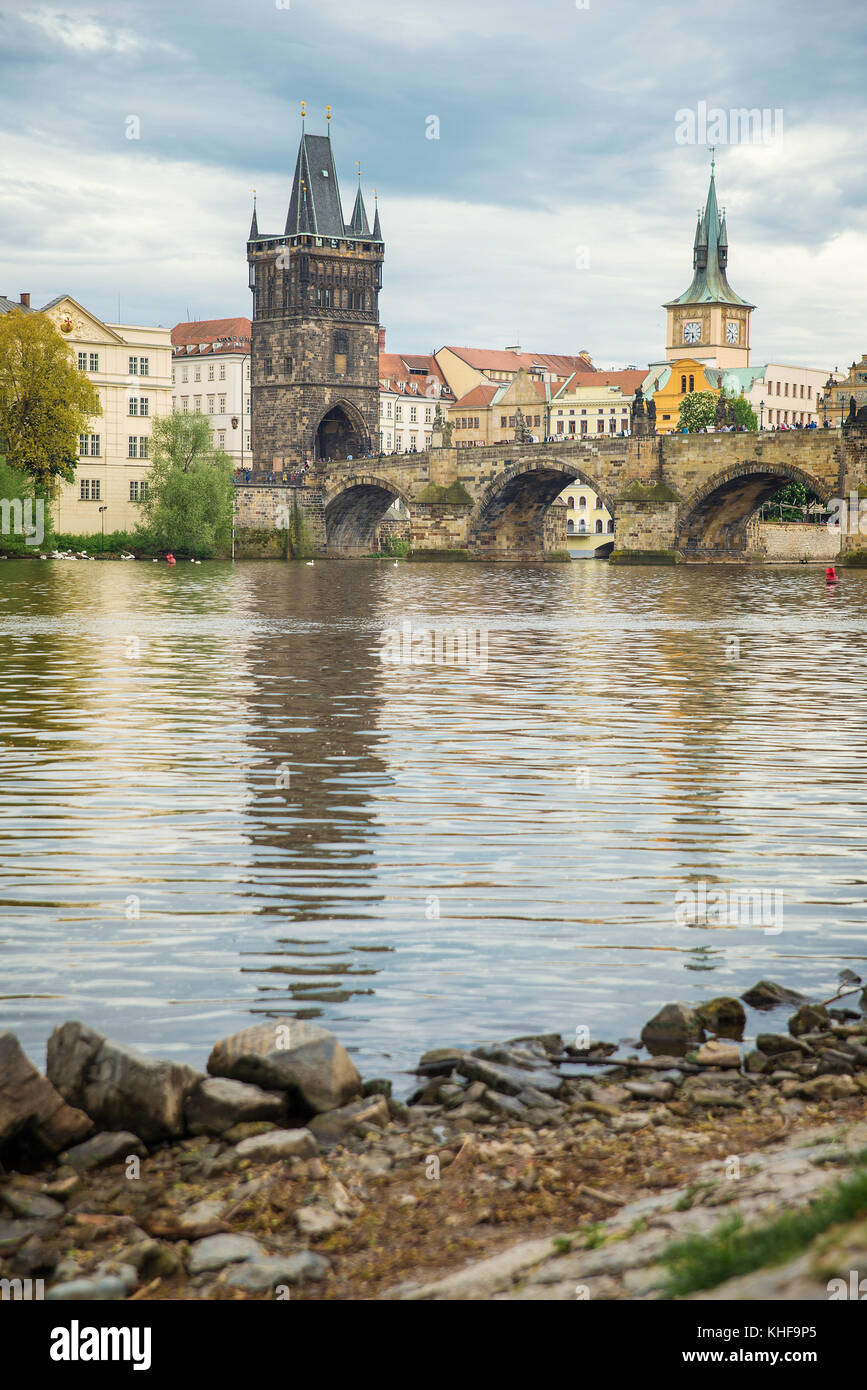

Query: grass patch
[544,550,571,562]
[609,549,682,565]
[841,551,867,567]
[662,1164,867,1296]
[416,481,473,506]
[616,480,681,504]
[407,548,469,561]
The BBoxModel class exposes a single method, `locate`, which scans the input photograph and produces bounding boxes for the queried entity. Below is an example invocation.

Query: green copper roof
[664,167,754,309]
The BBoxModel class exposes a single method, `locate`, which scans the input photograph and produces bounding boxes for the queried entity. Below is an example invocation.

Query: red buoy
[166,553,176,566]
[826,565,838,584]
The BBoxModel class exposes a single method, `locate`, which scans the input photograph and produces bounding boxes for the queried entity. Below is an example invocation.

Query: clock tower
[663,159,754,368]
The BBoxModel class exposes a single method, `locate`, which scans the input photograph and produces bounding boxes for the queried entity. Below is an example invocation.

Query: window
[595,519,603,533]
[171,368,175,384]
[425,407,432,424]
[219,363,226,381]
[681,375,687,393]
[784,382,789,396]
[80,478,100,500]
[568,419,576,434]
[579,495,586,508]
[79,433,100,456]
[245,361,250,380]
[284,355,292,378]
[89,353,98,372]
[567,496,574,508]
[194,366,201,382]
[689,374,694,392]
[139,436,148,459]
[409,406,417,423]
[333,332,347,375]
[129,397,139,416]
[78,352,87,370]
[578,519,587,534]
[776,382,780,395]
[129,437,138,458]
[264,356,272,376]
[140,397,149,417]
[567,519,574,534]
[208,364,214,381]
[244,396,250,413]
[181,397,189,413]
[182,366,189,382]
[129,480,149,501]
[207,396,215,415]
[807,386,812,399]
[194,396,201,411]
[219,395,226,412]
[580,419,588,435]
[501,416,507,427]
[395,405,403,422]
[386,401,393,418]
[556,420,565,434]
[595,496,602,508]
[607,519,614,533]
[800,384,804,398]
[245,432,251,450]
[139,358,149,376]
[129,356,138,375]
[217,430,226,448]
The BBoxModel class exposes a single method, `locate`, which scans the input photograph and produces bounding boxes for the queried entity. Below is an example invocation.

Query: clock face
[726,321,739,344]
[683,321,701,344]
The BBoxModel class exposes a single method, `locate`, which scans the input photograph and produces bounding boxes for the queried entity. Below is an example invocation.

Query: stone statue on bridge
[430,404,453,447]
[631,385,656,437]
[512,407,533,444]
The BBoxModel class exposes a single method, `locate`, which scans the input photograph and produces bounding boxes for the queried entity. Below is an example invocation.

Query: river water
[1,557,866,1087]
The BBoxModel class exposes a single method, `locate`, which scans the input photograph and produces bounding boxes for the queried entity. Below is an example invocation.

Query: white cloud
[20,7,175,56]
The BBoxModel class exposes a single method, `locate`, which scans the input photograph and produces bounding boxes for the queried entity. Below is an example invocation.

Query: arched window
[689,374,695,392]
[595,519,603,533]
[578,519,587,533]
[567,519,574,534]
[595,496,602,508]
[567,496,574,508]
[607,519,614,533]
[579,494,586,508]
[681,376,687,393]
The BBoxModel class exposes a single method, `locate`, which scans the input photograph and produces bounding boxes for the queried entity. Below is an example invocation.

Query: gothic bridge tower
[246,106,384,466]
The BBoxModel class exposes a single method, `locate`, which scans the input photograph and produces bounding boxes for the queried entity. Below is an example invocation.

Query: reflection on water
[1,557,866,1086]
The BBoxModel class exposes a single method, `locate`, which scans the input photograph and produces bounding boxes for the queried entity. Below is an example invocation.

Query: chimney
[378,326,386,353]
[19,292,30,308]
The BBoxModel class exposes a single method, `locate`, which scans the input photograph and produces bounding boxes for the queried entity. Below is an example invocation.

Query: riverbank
[2,979,867,1301]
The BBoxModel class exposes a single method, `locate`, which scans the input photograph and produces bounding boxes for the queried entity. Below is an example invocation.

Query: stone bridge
[234,429,867,562]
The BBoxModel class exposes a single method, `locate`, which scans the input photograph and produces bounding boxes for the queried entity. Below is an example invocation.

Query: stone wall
[755,521,841,562]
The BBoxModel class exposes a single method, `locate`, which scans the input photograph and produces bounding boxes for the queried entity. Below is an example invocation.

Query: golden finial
[326,105,332,126]
[356,160,362,181]
[301,100,306,130]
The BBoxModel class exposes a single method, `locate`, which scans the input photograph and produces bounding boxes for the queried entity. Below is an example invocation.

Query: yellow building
[448,368,547,447]
[649,358,718,434]
[40,295,173,534]
[560,481,615,556]
[550,368,646,439]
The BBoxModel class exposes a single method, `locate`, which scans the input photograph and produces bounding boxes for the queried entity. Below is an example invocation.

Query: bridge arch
[314,399,370,462]
[323,473,412,555]
[676,460,832,558]
[468,455,614,559]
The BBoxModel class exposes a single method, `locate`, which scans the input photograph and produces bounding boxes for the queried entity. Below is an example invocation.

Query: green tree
[0,311,100,494]
[765,479,823,519]
[0,455,54,554]
[137,413,233,557]
[676,386,757,433]
[677,390,717,433]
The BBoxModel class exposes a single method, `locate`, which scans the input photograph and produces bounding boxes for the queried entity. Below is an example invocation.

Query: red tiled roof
[442,346,595,375]
[172,318,251,356]
[452,384,498,409]
[555,369,646,397]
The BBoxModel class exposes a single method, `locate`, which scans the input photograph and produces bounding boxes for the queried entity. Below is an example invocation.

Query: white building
[712,363,834,429]
[4,294,174,534]
[171,318,251,467]
[378,334,454,453]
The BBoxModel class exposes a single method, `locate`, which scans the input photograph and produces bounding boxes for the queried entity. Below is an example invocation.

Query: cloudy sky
[0,0,864,370]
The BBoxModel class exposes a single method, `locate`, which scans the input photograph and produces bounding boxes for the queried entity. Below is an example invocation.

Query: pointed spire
[372,188,382,241]
[664,156,754,312]
[249,190,258,240]
[347,162,371,237]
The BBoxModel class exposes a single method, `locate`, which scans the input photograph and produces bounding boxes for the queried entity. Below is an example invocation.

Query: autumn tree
[0,310,100,494]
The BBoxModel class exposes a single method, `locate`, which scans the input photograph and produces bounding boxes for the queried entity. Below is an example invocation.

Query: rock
[0,1218,44,1254]
[174,1199,227,1237]
[188,1233,265,1274]
[0,1187,64,1220]
[0,1032,92,1163]
[308,1094,389,1141]
[690,1090,746,1108]
[796,1075,858,1101]
[222,1251,330,1290]
[694,1040,741,1068]
[59,1131,146,1172]
[744,1051,768,1074]
[789,1005,830,1037]
[416,1048,464,1076]
[119,1239,181,1278]
[516,1086,562,1111]
[695,997,747,1037]
[361,1078,392,1098]
[94,1259,138,1293]
[47,1022,202,1143]
[185,1077,286,1135]
[640,1004,704,1056]
[479,1090,527,1119]
[623,1080,675,1101]
[295,1206,342,1238]
[756,1032,811,1056]
[46,1276,129,1301]
[741,980,805,1010]
[207,1020,361,1114]
[234,1127,318,1162]
[456,1054,562,1097]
